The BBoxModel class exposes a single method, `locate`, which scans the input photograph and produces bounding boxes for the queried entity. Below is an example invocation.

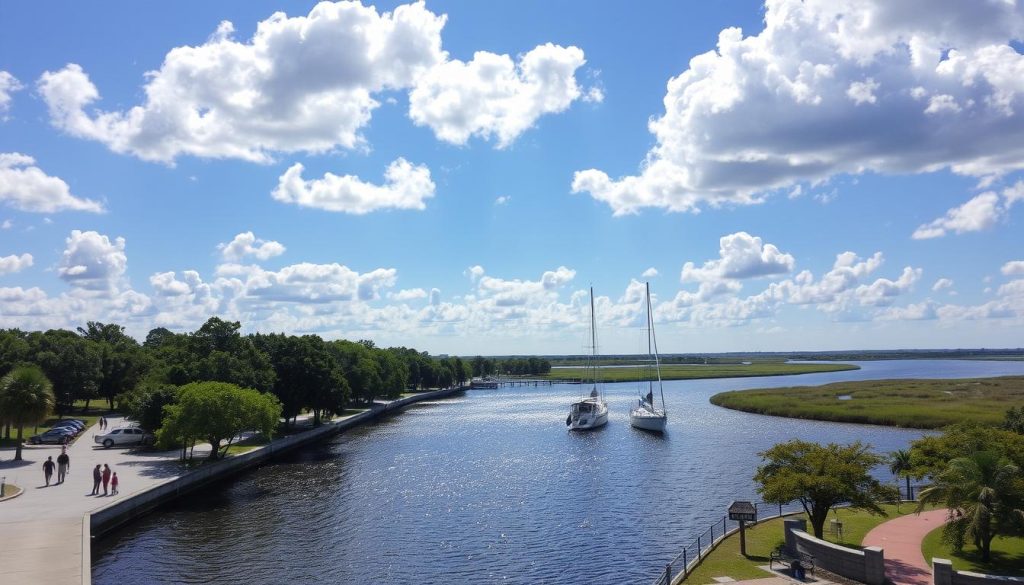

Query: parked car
[94,427,154,448]
[52,420,84,433]
[29,428,76,445]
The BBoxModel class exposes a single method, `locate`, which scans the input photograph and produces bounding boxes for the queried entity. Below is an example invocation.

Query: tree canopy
[158,381,281,460]
[755,439,897,538]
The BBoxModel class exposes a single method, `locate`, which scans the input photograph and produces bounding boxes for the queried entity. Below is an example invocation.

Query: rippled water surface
[93,360,1024,584]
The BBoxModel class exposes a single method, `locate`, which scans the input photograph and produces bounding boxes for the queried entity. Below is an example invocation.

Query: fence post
[711,524,714,542]
[697,535,701,558]
[779,503,783,517]
[665,563,672,585]
[723,517,727,535]
[683,549,687,573]
[754,502,758,521]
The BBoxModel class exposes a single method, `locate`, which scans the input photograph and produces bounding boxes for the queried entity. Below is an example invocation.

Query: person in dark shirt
[91,464,102,495]
[42,456,55,486]
[57,448,70,484]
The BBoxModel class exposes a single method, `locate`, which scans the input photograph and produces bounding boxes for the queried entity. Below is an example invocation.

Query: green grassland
[547,362,859,382]
[710,376,1024,429]
[922,524,1024,576]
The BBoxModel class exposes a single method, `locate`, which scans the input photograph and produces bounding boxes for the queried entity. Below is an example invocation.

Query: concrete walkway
[862,508,948,585]
[0,416,187,584]
[0,390,459,584]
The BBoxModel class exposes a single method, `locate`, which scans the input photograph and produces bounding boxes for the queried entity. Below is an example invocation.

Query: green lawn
[922,524,1024,576]
[547,362,858,383]
[684,504,920,584]
[710,376,1024,429]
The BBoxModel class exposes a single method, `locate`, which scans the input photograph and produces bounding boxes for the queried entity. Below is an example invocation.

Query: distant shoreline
[548,362,859,382]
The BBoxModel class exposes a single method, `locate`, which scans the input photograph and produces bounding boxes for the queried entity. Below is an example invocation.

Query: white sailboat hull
[629,404,667,432]
[568,398,609,430]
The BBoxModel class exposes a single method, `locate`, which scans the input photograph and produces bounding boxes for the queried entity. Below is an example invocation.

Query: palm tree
[0,365,55,461]
[890,449,914,500]
[917,451,1021,562]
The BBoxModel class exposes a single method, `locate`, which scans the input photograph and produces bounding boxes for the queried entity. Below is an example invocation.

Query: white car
[94,427,155,448]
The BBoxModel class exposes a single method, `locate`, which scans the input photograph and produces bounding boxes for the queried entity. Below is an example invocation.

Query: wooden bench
[769,545,816,577]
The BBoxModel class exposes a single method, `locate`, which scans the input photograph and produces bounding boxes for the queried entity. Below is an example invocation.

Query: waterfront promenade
[0,390,459,585]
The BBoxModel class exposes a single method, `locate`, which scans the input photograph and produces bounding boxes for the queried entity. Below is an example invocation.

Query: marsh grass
[548,362,858,382]
[709,376,1024,429]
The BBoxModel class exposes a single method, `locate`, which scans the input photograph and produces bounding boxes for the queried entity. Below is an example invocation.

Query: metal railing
[649,500,807,585]
[649,485,929,585]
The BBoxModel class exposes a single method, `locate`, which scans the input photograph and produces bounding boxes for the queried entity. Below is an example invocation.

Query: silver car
[94,427,155,448]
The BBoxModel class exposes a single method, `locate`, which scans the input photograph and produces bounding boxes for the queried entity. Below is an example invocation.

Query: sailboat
[630,282,667,432]
[566,287,609,430]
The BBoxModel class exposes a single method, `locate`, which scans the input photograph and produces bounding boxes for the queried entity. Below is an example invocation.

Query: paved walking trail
[862,508,948,585]
[0,416,189,584]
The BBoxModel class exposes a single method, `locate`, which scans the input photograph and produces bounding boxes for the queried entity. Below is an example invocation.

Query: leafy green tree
[890,449,916,500]
[120,381,178,432]
[158,381,281,460]
[0,329,29,377]
[755,439,897,538]
[917,451,1024,561]
[0,365,55,460]
[29,329,102,414]
[78,322,148,409]
[909,424,1024,478]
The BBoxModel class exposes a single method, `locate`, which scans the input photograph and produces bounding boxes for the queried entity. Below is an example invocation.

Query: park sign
[728,501,757,522]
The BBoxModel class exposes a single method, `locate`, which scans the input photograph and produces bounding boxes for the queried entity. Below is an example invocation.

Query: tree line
[469,356,551,377]
[0,317,479,459]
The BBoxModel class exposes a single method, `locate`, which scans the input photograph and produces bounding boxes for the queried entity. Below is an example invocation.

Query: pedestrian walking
[99,416,106,431]
[111,472,119,495]
[57,447,70,484]
[91,464,102,495]
[101,464,111,496]
[42,456,55,486]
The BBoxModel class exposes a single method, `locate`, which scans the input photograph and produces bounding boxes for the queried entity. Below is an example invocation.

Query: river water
[92,360,1024,584]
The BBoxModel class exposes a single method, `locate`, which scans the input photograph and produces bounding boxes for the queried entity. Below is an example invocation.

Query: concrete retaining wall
[784,519,885,585]
[88,386,463,540]
[933,559,1024,585]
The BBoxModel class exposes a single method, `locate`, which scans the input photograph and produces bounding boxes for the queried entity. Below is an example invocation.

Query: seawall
[84,386,464,584]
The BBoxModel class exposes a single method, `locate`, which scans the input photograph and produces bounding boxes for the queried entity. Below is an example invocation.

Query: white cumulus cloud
[218,231,286,261]
[682,232,795,282]
[57,230,128,296]
[36,2,593,163]
[0,253,33,275]
[1002,260,1024,276]
[408,43,591,148]
[0,71,23,117]
[273,159,435,214]
[572,0,1024,215]
[912,185,1022,239]
[642,267,659,278]
[932,277,954,291]
[0,153,104,213]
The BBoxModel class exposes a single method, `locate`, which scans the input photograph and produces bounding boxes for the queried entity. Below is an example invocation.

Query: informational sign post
[728,501,758,556]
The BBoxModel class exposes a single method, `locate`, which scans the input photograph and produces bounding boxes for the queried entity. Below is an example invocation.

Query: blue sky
[1,0,1023,355]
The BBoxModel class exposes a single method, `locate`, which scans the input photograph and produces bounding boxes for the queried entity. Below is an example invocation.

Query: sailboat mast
[646,282,653,398]
[590,286,600,393]
[647,283,666,410]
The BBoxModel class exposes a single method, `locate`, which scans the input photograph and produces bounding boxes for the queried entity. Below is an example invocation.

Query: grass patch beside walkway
[710,376,1024,429]
[683,504,921,584]
[922,525,1024,577]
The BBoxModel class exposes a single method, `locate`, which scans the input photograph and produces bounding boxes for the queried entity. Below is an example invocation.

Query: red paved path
[862,508,948,585]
